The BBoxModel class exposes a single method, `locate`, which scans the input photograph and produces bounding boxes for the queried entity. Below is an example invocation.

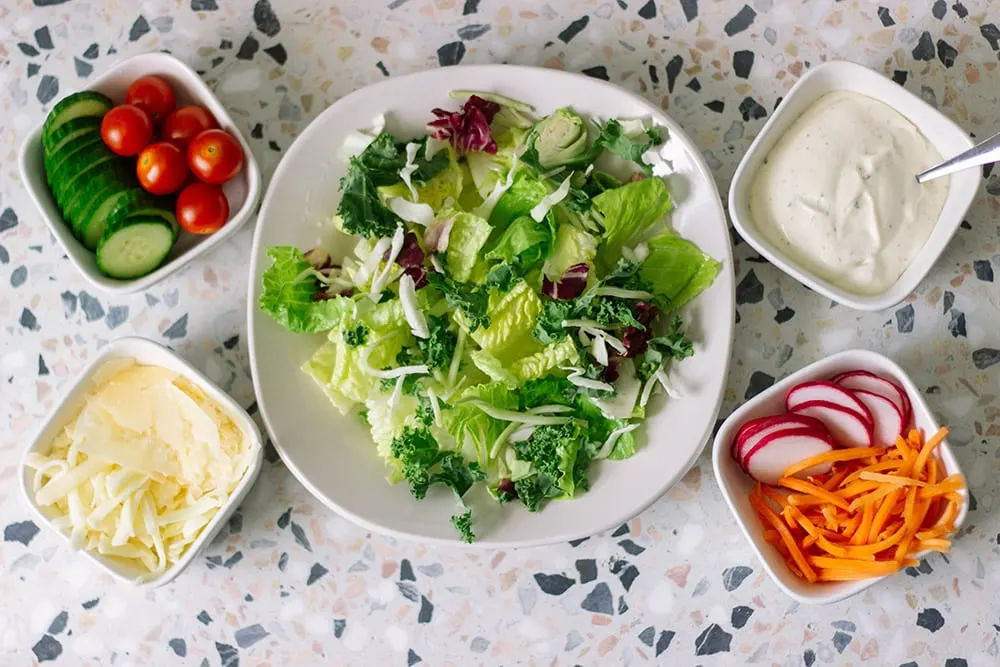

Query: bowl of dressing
[728,60,980,311]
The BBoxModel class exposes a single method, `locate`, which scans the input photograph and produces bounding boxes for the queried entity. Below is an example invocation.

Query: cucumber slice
[96,219,175,279]
[50,147,118,210]
[42,117,102,156]
[127,206,179,239]
[42,92,112,146]
[43,131,103,177]
[62,164,136,230]
[80,188,147,251]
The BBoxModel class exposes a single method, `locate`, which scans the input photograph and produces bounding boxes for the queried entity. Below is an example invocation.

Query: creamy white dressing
[749,91,949,295]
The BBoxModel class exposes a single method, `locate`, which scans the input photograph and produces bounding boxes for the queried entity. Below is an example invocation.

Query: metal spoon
[916,131,1000,183]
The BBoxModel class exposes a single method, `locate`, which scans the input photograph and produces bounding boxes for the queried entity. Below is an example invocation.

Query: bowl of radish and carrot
[712,349,967,605]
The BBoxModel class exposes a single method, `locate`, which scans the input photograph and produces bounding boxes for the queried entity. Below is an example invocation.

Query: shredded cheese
[388,197,435,226]
[22,359,254,583]
[474,153,518,219]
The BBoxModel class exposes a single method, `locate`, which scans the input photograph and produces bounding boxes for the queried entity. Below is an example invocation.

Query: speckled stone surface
[2,0,1000,665]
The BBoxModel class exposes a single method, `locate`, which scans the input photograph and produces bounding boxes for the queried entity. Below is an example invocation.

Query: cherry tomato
[136,142,188,195]
[176,182,230,234]
[187,129,244,185]
[100,104,153,156]
[126,75,176,124]
[161,106,218,149]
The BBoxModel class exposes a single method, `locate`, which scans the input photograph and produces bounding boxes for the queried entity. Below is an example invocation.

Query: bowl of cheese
[19,337,263,587]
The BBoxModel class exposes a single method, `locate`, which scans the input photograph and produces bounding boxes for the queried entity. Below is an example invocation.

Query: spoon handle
[916,131,1000,183]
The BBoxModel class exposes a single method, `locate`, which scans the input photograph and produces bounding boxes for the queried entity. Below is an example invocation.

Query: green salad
[260,92,721,541]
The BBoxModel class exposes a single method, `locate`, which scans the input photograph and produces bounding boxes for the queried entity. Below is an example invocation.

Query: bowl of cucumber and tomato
[42,74,243,280]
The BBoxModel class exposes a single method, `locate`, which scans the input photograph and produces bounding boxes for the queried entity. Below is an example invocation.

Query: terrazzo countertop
[2,0,1000,665]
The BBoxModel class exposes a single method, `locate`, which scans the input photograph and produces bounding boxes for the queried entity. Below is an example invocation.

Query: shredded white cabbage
[463,400,572,425]
[23,359,254,582]
[567,374,614,392]
[399,142,421,201]
[339,113,386,160]
[592,335,609,366]
[389,374,406,410]
[430,254,445,274]
[530,174,572,222]
[509,426,535,442]
[369,226,405,300]
[424,136,449,160]
[448,89,536,113]
[355,237,391,287]
[388,197,435,226]
[399,273,429,339]
[427,388,442,428]
[474,153,518,219]
[597,423,640,459]
[591,287,653,300]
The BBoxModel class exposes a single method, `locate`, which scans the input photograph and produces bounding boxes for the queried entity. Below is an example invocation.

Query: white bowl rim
[246,63,736,548]
[17,336,265,587]
[711,347,968,604]
[16,51,263,296]
[727,59,980,312]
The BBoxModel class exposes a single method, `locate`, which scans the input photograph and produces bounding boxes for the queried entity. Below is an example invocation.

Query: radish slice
[744,430,835,485]
[834,371,912,425]
[789,400,874,447]
[786,381,873,425]
[741,425,832,472]
[734,415,830,468]
[851,390,904,446]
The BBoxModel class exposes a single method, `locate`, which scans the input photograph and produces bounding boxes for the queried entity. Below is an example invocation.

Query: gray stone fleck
[895,304,914,333]
[104,305,128,330]
[5,521,40,546]
[48,611,68,635]
[695,624,732,655]
[470,636,490,653]
[831,620,856,632]
[417,563,443,577]
[692,576,710,596]
[307,562,328,585]
[79,291,105,321]
[32,635,62,662]
[763,26,777,45]
[290,521,311,551]
[235,623,269,648]
[277,94,301,121]
[723,120,745,143]
[565,629,584,650]
[168,638,186,656]
[639,625,656,646]
[73,57,93,78]
[722,566,753,591]
[580,582,613,615]
[215,641,238,667]
[151,16,173,33]
[919,85,938,109]
[163,314,188,339]
[37,75,59,105]
[11,265,27,287]
[163,289,180,307]
[776,344,794,367]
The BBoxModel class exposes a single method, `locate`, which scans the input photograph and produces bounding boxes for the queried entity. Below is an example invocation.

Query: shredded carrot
[744,426,963,585]
[749,490,817,582]
[778,477,851,511]
[821,469,851,491]
[851,502,875,545]
[782,447,884,478]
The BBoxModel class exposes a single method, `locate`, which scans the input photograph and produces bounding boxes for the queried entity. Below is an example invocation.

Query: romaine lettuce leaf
[445,212,493,282]
[541,223,598,279]
[469,349,519,388]
[510,337,579,382]
[443,382,518,467]
[593,177,673,261]
[489,172,549,233]
[260,246,355,333]
[378,156,464,211]
[484,215,551,270]
[467,281,542,359]
[639,233,722,312]
[466,149,515,199]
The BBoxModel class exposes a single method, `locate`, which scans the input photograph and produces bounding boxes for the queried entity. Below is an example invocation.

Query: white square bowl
[17,52,262,295]
[728,60,980,311]
[711,349,968,605]
[18,336,264,588]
